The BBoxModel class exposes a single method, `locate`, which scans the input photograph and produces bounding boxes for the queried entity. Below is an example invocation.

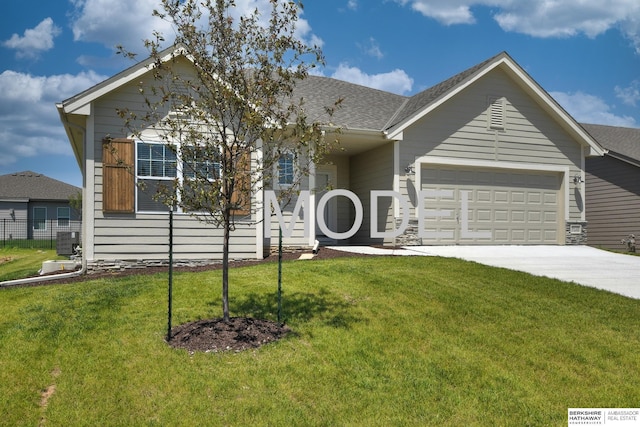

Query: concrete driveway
[330,245,640,299]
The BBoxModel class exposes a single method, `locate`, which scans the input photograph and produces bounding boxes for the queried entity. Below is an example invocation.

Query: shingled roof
[0,171,80,201]
[292,75,406,130]
[291,53,506,132]
[582,123,640,165]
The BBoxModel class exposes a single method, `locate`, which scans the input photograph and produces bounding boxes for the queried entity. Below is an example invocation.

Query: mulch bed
[168,317,292,354]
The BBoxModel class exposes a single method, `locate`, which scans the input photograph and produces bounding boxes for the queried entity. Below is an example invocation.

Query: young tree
[117,0,339,321]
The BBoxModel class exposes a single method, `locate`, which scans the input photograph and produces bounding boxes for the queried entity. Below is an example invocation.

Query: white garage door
[420,166,562,244]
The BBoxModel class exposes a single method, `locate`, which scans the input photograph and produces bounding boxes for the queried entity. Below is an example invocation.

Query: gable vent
[488,96,505,130]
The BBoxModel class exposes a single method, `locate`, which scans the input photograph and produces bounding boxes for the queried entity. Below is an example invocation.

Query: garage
[420,166,563,244]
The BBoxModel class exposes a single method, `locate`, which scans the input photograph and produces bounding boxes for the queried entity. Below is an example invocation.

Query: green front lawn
[1,256,638,426]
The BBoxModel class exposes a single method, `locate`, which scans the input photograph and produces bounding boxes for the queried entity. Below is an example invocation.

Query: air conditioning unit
[56,231,80,256]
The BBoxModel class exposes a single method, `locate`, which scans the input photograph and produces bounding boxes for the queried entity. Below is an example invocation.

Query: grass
[0,248,66,282]
[1,256,639,426]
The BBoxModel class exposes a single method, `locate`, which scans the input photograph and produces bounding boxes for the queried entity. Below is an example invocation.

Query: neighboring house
[0,171,81,241]
[582,123,640,250]
[57,49,605,271]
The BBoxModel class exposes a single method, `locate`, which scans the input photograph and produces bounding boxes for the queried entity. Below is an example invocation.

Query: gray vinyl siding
[400,68,583,221]
[89,61,258,263]
[586,155,640,249]
[0,202,28,240]
[0,202,27,221]
[349,143,394,244]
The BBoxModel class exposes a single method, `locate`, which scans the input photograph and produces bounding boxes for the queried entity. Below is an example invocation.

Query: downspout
[60,117,87,272]
[0,264,87,288]
[1,112,93,288]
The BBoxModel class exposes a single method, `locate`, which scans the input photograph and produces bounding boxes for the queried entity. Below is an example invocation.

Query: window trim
[275,151,296,189]
[136,141,178,213]
[134,138,251,216]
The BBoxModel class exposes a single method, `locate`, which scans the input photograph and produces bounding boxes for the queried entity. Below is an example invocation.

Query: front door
[315,166,338,243]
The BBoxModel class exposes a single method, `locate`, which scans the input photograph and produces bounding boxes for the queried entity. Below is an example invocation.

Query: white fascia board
[499,59,606,157]
[415,155,570,173]
[62,65,152,114]
[62,47,183,115]
[386,62,501,141]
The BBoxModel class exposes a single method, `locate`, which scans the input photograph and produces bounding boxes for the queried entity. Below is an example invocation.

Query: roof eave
[607,151,640,168]
[60,45,185,114]
[57,103,84,170]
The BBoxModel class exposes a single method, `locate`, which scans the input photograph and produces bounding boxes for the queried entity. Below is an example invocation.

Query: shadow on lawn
[227,287,363,328]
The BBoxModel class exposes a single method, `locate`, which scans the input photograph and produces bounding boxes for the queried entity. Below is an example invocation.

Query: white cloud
[551,90,637,127]
[0,70,107,167]
[395,0,640,52]
[70,0,323,53]
[2,18,61,58]
[615,80,640,106]
[70,0,173,52]
[359,37,384,59]
[331,64,413,95]
[347,0,358,11]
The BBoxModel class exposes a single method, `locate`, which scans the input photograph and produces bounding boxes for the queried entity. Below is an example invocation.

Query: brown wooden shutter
[231,151,251,216]
[102,138,135,213]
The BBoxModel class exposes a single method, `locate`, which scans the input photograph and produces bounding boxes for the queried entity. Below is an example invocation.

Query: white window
[57,207,70,227]
[182,145,221,181]
[33,207,46,230]
[277,152,295,187]
[136,141,228,213]
[488,96,505,130]
[136,142,178,212]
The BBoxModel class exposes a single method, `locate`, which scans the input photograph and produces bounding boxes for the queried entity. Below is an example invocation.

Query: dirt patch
[169,317,291,353]
[0,256,14,264]
[39,368,61,427]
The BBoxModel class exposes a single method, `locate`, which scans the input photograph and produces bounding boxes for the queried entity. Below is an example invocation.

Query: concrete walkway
[329,245,640,300]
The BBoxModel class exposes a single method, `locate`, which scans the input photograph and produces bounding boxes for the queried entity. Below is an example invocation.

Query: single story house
[582,123,640,250]
[0,171,81,242]
[57,49,605,271]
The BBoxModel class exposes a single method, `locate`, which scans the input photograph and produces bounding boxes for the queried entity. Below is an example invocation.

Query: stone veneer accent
[394,218,589,246]
[87,258,225,274]
[394,218,422,246]
[565,221,588,245]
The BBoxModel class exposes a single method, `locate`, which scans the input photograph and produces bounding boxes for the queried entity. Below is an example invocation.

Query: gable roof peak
[385,51,511,132]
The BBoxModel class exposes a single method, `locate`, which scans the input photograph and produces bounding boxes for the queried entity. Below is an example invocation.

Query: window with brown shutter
[102,138,135,213]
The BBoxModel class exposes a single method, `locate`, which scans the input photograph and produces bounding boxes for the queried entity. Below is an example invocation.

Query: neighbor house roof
[0,171,80,201]
[582,123,640,167]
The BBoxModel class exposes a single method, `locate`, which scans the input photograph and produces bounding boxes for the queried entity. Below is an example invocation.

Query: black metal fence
[1,219,82,250]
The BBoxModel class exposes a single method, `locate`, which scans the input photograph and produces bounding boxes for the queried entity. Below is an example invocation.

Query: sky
[1,0,639,188]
